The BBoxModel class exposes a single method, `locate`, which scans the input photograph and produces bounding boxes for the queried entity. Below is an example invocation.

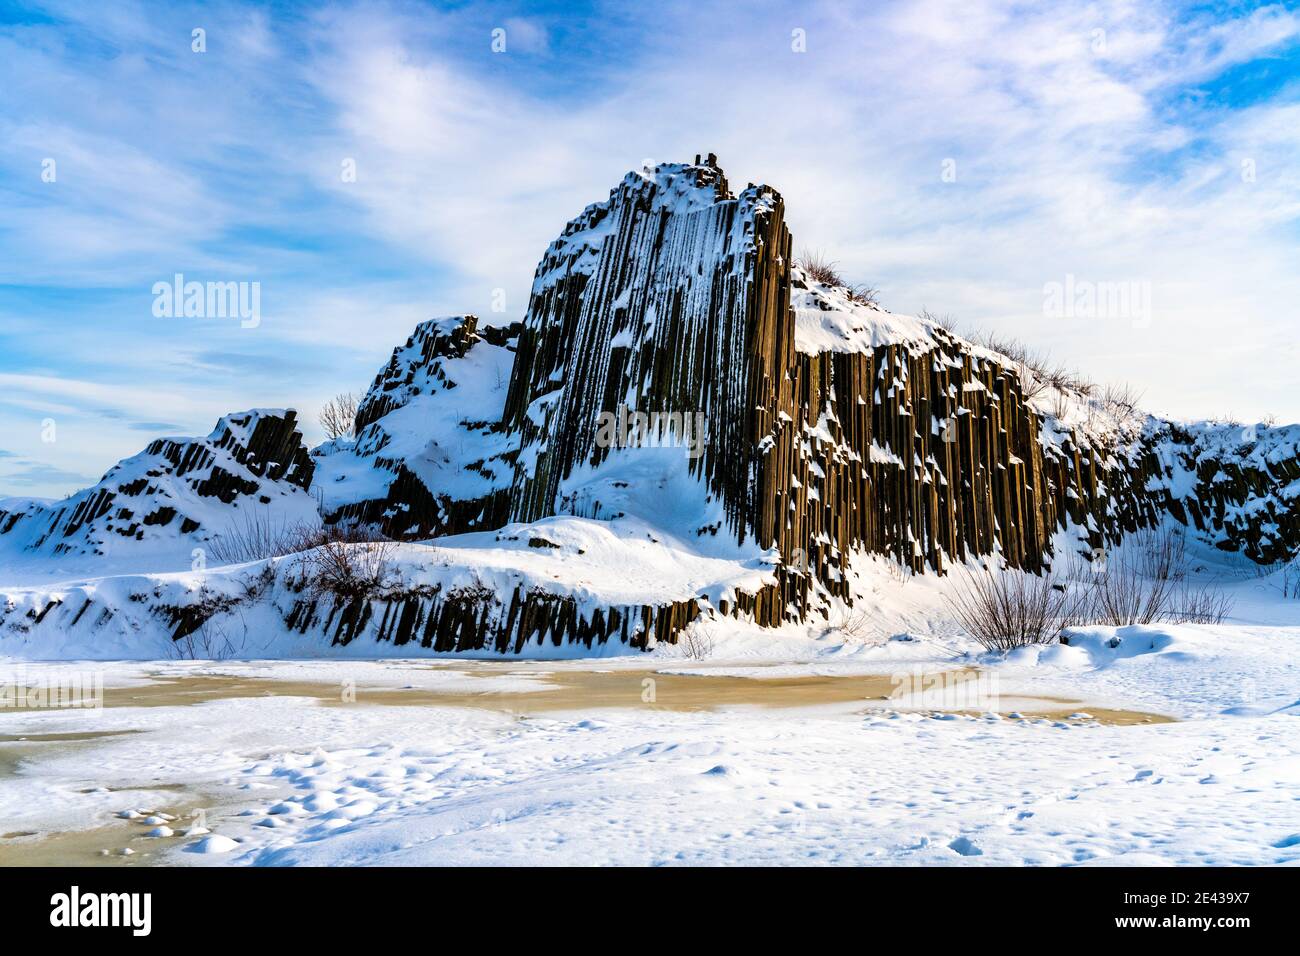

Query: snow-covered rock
[0,515,774,658]
[0,409,317,580]
[314,315,521,540]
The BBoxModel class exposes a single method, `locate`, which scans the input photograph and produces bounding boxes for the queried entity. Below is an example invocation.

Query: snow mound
[0,516,777,659]
[791,266,939,355]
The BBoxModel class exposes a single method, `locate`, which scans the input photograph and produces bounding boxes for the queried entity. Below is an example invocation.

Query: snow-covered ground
[1,563,1296,867]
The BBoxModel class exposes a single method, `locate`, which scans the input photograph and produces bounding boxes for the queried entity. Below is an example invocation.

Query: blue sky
[2,0,1299,499]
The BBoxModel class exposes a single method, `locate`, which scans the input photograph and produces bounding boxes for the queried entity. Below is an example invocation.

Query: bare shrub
[848,283,881,308]
[1171,583,1234,624]
[827,604,873,641]
[946,568,1082,652]
[1016,364,1052,401]
[296,534,396,602]
[1097,382,1144,421]
[205,511,317,565]
[797,248,843,287]
[168,615,247,660]
[977,330,1045,372]
[918,307,959,334]
[1074,526,1233,626]
[1281,555,1300,599]
[207,512,390,569]
[319,391,359,441]
[968,330,1102,410]
[795,249,881,307]
[679,622,716,660]
[1131,525,1186,581]
[1050,387,1073,421]
[1082,557,1180,625]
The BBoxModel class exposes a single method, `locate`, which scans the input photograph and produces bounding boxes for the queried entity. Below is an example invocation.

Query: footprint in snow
[1272,833,1300,848]
[948,836,983,857]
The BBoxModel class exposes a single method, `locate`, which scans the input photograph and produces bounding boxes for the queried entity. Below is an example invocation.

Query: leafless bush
[977,331,1044,372]
[797,248,843,287]
[848,283,881,308]
[946,568,1082,652]
[918,308,959,334]
[1016,364,1052,401]
[205,511,317,565]
[1050,388,1073,421]
[319,391,359,441]
[1097,382,1144,421]
[167,616,247,660]
[795,249,880,307]
[1171,584,1234,624]
[967,330,1101,409]
[1282,562,1300,599]
[1072,526,1233,625]
[679,622,716,660]
[1081,557,1180,625]
[296,535,396,602]
[1130,525,1186,581]
[207,513,388,568]
[827,605,873,641]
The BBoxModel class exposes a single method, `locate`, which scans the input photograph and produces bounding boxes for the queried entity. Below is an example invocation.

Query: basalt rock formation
[316,156,1300,644]
[491,158,1161,624]
[1136,420,1300,564]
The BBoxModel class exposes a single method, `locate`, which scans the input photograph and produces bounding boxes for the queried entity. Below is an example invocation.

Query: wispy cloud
[0,460,96,490]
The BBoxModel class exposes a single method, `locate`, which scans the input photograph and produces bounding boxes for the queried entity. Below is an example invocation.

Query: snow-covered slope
[0,409,317,583]
[0,515,775,659]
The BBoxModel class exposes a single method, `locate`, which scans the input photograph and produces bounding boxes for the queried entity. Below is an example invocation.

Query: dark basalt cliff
[1137,421,1300,564]
[319,157,1300,642]
[491,157,1171,625]
[502,159,778,531]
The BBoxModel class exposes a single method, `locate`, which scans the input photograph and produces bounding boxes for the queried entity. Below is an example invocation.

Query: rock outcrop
[1138,420,1300,564]
[495,158,1136,624]
[0,409,317,572]
[314,315,521,540]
